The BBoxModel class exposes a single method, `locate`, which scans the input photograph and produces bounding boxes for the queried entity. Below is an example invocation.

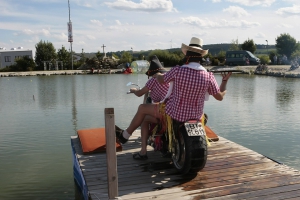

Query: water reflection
[227,74,255,105]
[72,76,78,134]
[37,76,58,110]
[276,78,297,108]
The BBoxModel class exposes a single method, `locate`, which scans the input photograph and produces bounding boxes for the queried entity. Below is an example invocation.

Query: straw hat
[181,37,209,56]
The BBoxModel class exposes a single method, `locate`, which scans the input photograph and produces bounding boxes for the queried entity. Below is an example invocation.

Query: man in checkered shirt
[116,37,232,150]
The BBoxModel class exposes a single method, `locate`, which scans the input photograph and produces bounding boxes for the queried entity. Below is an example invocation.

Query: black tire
[172,125,207,175]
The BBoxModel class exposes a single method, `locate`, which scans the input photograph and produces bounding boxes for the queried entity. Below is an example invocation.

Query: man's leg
[117,103,159,144]
[140,115,158,155]
[127,104,158,134]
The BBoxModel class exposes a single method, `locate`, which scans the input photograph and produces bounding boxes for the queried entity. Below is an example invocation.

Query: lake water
[0,73,300,199]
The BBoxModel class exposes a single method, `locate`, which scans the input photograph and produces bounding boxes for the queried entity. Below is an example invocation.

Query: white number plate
[184,122,205,136]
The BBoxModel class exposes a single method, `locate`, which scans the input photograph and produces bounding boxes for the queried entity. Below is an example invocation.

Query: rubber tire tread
[177,125,207,175]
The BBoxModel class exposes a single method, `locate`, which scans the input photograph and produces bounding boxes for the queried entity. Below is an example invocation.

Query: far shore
[1,65,300,78]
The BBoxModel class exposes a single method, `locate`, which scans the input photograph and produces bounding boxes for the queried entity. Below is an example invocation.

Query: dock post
[104,108,119,199]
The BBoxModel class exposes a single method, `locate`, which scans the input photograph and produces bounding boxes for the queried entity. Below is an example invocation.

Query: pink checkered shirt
[164,66,220,122]
[145,78,169,103]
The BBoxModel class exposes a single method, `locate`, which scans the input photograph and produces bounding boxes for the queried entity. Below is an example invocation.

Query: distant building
[0,47,33,68]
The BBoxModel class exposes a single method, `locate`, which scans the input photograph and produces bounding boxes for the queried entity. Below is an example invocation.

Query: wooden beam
[104,108,118,199]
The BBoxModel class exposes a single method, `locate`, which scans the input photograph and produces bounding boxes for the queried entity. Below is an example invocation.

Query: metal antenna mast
[68,0,73,70]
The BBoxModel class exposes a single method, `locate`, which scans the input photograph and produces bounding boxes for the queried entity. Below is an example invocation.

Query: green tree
[217,50,226,62]
[95,51,102,60]
[291,50,300,60]
[138,54,145,60]
[85,57,99,69]
[57,46,71,69]
[229,39,240,50]
[268,51,277,63]
[258,55,270,64]
[148,50,183,67]
[112,53,119,59]
[35,40,57,70]
[9,56,36,71]
[120,51,133,63]
[275,33,298,59]
[241,39,256,53]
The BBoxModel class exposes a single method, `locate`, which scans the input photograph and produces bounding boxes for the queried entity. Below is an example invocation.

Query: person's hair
[182,51,205,64]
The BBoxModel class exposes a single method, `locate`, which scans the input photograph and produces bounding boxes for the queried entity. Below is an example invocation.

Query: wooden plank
[71,132,300,200]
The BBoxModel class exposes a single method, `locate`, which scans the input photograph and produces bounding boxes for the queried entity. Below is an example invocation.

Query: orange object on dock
[77,127,122,154]
[205,125,219,141]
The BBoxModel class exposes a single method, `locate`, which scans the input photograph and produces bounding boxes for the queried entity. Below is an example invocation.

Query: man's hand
[130,88,138,93]
[221,72,232,81]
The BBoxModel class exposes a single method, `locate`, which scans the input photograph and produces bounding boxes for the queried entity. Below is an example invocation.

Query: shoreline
[0,69,121,77]
[1,65,300,78]
[207,65,300,78]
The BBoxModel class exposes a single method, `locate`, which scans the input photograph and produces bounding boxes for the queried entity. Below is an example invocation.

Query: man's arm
[213,72,232,101]
[130,86,149,97]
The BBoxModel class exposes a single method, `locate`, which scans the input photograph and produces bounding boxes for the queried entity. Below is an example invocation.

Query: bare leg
[126,104,159,134]
[140,115,158,155]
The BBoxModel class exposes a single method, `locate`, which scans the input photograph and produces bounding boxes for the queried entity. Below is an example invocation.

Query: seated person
[129,55,169,159]
[116,37,232,160]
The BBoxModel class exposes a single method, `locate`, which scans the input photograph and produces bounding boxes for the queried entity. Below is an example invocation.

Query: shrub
[259,55,270,64]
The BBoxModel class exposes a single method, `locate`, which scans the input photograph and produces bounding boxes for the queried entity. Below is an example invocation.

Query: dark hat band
[146,68,162,75]
[189,44,202,48]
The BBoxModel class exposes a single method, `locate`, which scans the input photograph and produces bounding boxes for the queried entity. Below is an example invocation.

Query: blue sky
[1,0,300,55]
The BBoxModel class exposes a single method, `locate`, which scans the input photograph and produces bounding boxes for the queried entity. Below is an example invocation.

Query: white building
[0,47,33,68]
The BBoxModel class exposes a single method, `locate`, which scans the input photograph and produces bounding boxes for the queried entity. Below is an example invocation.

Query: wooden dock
[71,130,300,200]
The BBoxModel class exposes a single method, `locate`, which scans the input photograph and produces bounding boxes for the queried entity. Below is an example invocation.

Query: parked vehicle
[126,82,208,174]
[225,50,260,66]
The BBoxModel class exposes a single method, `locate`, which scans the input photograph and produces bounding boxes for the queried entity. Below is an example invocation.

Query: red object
[123,67,133,74]
[77,127,122,154]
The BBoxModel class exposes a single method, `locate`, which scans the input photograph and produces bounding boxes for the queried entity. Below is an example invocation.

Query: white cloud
[226,0,275,7]
[212,0,222,2]
[283,0,300,4]
[223,6,250,17]
[104,0,176,12]
[40,29,50,36]
[276,5,300,16]
[163,29,173,35]
[255,32,266,38]
[86,35,96,40]
[145,32,160,36]
[177,16,260,29]
[21,29,50,36]
[78,41,86,45]
[22,29,35,35]
[90,20,103,26]
[277,23,293,28]
[52,33,68,41]
[220,19,260,28]
[177,16,218,28]
[145,29,172,37]
[107,26,129,32]
[115,20,122,25]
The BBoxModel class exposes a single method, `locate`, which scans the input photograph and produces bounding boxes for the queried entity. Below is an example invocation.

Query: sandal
[133,152,148,160]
